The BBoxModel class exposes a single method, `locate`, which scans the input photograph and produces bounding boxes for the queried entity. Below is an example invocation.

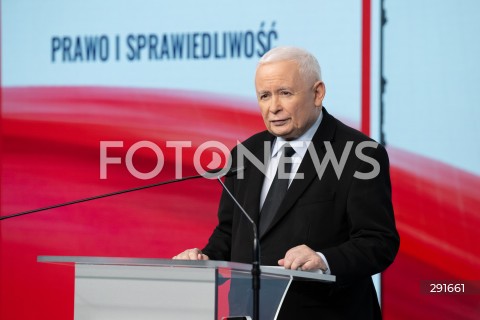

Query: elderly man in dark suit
[174,46,399,319]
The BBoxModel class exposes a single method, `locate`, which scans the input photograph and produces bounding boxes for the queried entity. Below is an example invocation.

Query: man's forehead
[256,59,300,74]
[256,61,300,77]
[255,62,303,89]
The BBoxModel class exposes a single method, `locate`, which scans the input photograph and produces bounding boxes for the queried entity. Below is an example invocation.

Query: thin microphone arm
[216,177,256,231]
[0,168,240,221]
[216,175,261,320]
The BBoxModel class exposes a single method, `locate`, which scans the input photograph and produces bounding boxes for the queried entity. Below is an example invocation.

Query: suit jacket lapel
[260,109,337,238]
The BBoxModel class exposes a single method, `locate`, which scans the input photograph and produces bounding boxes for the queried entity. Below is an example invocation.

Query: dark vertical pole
[252,233,260,320]
[380,0,388,146]
[214,268,219,320]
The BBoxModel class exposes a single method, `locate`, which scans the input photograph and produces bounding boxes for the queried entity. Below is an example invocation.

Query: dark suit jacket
[203,108,400,319]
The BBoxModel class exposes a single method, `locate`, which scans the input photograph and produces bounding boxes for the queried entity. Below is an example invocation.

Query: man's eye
[260,94,269,100]
[281,91,292,96]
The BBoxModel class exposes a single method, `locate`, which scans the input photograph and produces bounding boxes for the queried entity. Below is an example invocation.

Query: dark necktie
[259,144,296,236]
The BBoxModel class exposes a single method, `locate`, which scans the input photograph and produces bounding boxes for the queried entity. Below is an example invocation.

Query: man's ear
[314,81,326,107]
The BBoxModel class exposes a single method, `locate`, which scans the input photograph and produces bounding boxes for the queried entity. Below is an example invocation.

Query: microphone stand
[216,177,260,320]
[0,169,232,221]
[1,167,259,318]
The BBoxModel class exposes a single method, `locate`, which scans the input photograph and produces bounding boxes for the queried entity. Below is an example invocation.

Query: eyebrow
[257,87,294,94]
[277,87,293,92]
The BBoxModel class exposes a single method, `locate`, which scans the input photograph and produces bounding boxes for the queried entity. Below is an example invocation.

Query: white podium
[38,256,335,320]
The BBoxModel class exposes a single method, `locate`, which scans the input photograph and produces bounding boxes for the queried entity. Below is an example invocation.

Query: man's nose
[269,94,282,113]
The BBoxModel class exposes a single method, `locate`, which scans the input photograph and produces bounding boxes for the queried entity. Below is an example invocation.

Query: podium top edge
[38,255,335,282]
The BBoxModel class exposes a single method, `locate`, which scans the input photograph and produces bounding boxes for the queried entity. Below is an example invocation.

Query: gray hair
[257,46,322,83]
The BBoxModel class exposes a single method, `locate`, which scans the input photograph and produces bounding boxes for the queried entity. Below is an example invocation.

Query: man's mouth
[270,119,290,126]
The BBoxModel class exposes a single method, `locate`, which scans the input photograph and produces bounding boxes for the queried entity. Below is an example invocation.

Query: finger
[282,253,300,269]
[296,254,322,271]
[309,253,325,270]
[197,253,209,260]
[281,253,299,269]
[282,257,293,269]
[299,259,313,271]
[173,249,200,260]
[278,259,285,266]
[173,253,186,260]
[172,252,186,259]
[188,249,201,260]
[290,257,306,270]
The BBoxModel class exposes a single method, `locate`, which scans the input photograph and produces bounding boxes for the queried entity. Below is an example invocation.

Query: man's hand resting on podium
[173,248,210,260]
[173,245,329,273]
[278,244,328,273]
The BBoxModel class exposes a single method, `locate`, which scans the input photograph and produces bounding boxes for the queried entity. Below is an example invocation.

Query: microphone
[215,171,261,320]
[0,167,242,221]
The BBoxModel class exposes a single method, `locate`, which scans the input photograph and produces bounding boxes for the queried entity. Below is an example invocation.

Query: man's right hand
[172,248,209,260]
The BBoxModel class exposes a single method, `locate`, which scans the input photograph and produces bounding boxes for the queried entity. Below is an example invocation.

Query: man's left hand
[278,244,327,271]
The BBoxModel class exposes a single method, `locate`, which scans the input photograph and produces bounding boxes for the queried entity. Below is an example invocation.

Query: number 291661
[429,283,464,293]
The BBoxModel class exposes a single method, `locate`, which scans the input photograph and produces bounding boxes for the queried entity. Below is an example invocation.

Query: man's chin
[268,128,295,140]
